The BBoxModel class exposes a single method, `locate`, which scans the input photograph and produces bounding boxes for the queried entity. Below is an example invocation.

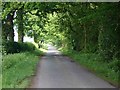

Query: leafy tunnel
[2,2,120,87]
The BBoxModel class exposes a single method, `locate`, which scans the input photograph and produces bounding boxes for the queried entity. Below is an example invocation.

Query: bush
[3,41,36,54]
[3,41,21,54]
[20,42,35,52]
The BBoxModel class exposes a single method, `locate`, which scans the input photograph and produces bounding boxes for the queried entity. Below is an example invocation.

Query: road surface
[30,44,115,88]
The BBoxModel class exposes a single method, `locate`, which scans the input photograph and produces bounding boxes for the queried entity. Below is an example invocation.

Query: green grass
[61,49,119,87]
[0,52,2,89]
[2,49,43,88]
[0,74,2,89]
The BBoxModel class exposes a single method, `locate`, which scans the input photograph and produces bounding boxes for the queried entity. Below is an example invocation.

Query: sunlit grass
[32,42,47,53]
[32,42,39,48]
[39,48,47,53]
[2,49,43,88]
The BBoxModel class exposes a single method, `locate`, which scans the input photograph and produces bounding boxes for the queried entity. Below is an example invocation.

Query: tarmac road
[30,44,115,88]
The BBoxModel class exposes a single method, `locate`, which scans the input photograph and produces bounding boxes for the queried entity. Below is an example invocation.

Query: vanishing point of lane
[30,44,115,88]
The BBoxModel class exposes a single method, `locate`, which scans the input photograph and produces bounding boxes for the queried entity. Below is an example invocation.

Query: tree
[17,7,24,43]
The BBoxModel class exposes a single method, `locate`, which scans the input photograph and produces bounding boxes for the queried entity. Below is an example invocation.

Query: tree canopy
[2,2,120,62]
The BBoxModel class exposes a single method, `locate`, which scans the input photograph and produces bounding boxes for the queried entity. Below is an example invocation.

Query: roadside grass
[61,49,119,87]
[0,52,2,89]
[2,49,43,88]
[0,74,1,89]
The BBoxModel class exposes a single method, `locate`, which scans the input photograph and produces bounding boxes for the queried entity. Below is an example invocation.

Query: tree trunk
[17,7,24,43]
[6,11,15,42]
[2,20,7,42]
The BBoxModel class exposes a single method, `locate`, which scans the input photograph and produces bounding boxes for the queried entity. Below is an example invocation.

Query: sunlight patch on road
[39,48,47,53]
[32,42,47,53]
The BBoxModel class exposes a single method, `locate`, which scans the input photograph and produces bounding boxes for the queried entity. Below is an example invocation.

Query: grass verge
[0,74,2,89]
[61,49,119,87]
[0,52,2,89]
[2,49,43,88]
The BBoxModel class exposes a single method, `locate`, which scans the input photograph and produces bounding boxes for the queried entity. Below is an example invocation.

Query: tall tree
[17,7,24,43]
[7,11,15,42]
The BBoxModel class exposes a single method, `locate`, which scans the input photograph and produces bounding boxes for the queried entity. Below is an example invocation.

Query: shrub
[20,42,35,52]
[3,41,36,54]
[3,41,21,54]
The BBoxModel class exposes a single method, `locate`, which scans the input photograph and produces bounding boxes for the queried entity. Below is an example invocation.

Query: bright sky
[14,26,34,42]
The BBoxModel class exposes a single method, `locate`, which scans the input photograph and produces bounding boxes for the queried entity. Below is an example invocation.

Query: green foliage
[3,41,21,54]
[54,2,120,62]
[2,50,42,88]
[108,59,120,73]
[21,42,36,52]
[3,41,35,54]
[2,2,120,87]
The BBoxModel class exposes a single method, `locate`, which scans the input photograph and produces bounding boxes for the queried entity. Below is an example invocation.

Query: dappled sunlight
[32,42,48,53]
[46,44,61,56]
[39,48,47,53]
